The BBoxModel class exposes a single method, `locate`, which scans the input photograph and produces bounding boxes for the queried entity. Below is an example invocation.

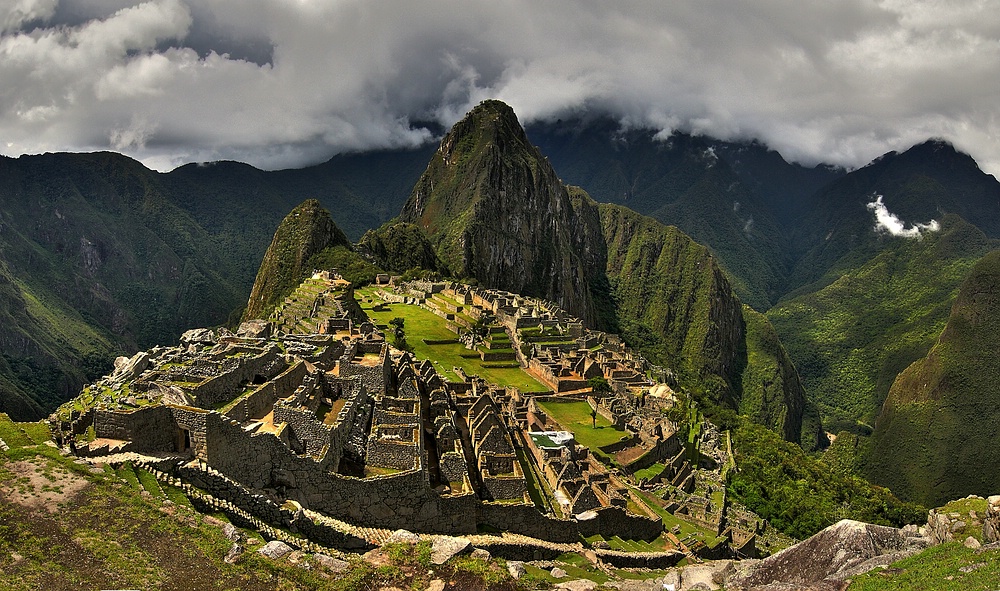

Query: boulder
[224,543,243,564]
[430,535,470,565]
[926,510,953,544]
[470,548,491,561]
[983,495,1000,544]
[180,328,216,344]
[507,560,527,579]
[258,540,294,560]
[314,553,350,572]
[728,520,913,590]
[555,580,598,591]
[964,536,982,549]
[551,566,568,578]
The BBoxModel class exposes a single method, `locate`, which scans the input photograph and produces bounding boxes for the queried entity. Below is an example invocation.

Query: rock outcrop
[728,519,928,591]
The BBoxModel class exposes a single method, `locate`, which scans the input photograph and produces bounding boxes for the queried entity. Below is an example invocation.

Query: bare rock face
[728,520,918,590]
[984,495,1000,543]
[926,510,954,545]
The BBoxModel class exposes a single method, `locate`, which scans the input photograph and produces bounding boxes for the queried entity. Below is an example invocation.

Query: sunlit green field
[534,399,627,449]
[356,288,547,392]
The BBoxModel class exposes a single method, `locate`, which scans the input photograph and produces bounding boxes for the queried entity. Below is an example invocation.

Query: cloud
[867,195,941,238]
[0,0,999,174]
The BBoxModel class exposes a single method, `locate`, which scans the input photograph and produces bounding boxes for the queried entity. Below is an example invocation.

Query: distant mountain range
[2,101,999,505]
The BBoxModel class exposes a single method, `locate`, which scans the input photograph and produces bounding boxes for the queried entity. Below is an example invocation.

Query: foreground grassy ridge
[0,418,544,591]
[847,542,1000,591]
[357,287,547,391]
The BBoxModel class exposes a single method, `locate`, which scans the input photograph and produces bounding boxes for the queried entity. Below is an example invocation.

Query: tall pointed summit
[400,100,597,322]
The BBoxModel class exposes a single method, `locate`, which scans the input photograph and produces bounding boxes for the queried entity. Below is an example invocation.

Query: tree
[588,376,611,396]
[590,407,598,429]
[388,317,407,350]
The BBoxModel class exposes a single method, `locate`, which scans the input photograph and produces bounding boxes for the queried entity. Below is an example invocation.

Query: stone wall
[575,506,663,542]
[477,503,581,543]
[273,404,332,458]
[170,405,210,458]
[189,349,282,408]
[94,405,176,452]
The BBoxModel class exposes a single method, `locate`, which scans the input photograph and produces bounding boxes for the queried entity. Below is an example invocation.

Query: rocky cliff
[400,100,597,323]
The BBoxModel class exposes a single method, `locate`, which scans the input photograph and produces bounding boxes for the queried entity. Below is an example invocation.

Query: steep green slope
[400,100,596,323]
[242,199,352,320]
[356,222,443,274]
[730,421,924,540]
[598,203,821,447]
[0,153,245,419]
[769,216,993,432]
[529,119,805,310]
[867,249,1000,506]
[598,203,743,405]
[740,307,823,446]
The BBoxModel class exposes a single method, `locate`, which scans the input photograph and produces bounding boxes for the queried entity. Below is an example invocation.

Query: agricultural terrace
[534,399,628,450]
[355,287,548,392]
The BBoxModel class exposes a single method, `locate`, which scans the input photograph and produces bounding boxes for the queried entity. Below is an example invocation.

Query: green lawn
[848,542,1000,591]
[357,288,547,391]
[629,487,724,547]
[535,399,628,449]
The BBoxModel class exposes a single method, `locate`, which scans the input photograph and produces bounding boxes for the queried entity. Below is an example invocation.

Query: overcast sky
[2,0,999,176]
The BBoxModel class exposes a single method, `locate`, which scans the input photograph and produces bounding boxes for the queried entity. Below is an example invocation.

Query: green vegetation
[769,216,992,433]
[847,542,1000,591]
[243,200,352,320]
[357,221,443,274]
[868,248,1000,506]
[729,421,925,540]
[535,399,628,449]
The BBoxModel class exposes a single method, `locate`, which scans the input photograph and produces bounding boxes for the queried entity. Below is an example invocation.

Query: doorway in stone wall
[178,428,191,452]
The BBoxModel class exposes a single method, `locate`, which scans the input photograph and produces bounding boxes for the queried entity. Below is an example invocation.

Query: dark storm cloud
[1,0,998,175]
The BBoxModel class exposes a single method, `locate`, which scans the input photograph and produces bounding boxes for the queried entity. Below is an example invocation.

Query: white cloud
[867,194,941,238]
[0,0,998,173]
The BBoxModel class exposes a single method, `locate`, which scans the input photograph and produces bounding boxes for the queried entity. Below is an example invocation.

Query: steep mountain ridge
[243,199,353,320]
[0,152,246,419]
[867,248,1000,506]
[400,100,597,324]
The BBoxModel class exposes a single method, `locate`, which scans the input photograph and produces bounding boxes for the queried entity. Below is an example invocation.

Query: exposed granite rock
[728,520,916,590]
[314,553,350,572]
[984,495,1000,543]
[385,529,421,545]
[551,566,568,578]
[258,540,294,560]
[555,579,598,591]
[507,560,527,579]
[430,535,470,565]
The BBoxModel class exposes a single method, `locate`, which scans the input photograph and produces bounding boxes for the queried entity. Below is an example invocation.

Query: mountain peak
[436,99,530,167]
[243,199,350,320]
